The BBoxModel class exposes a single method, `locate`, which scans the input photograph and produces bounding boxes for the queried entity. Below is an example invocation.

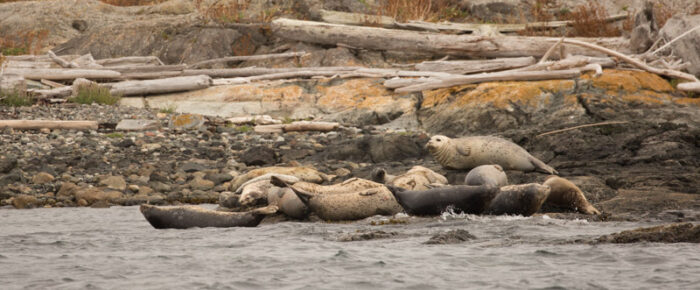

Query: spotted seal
[426,135,557,174]
[386,185,500,215]
[372,166,448,190]
[464,164,508,187]
[486,184,550,216]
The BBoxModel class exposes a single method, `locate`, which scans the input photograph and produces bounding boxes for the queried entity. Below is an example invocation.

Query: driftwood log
[254,121,340,133]
[188,51,308,69]
[5,68,122,81]
[48,51,78,68]
[678,82,700,92]
[0,120,98,130]
[95,56,164,67]
[211,67,452,85]
[415,57,536,74]
[109,75,212,96]
[271,18,631,58]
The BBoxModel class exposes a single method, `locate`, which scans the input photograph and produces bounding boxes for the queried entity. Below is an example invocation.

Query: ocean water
[1,206,699,290]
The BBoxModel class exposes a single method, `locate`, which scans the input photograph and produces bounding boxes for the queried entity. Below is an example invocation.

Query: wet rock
[31,172,55,184]
[99,175,127,191]
[239,146,277,166]
[0,171,24,186]
[11,194,40,209]
[425,229,476,245]
[179,162,209,173]
[116,119,160,131]
[204,173,233,185]
[368,134,427,163]
[57,182,80,198]
[0,155,17,174]
[74,188,123,205]
[115,138,136,148]
[188,177,215,191]
[337,230,401,242]
[596,223,700,243]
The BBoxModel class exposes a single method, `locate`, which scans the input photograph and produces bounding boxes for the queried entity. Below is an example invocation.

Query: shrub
[566,1,621,37]
[70,84,121,105]
[0,90,34,107]
[159,103,177,114]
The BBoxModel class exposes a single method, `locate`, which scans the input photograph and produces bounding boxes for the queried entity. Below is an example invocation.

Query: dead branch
[536,121,630,137]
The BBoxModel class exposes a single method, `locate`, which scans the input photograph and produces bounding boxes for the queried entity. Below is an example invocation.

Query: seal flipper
[251,205,279,216]
[528,156,558,175]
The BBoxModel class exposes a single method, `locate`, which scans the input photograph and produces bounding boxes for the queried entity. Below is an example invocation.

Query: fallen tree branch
[188,51,308,69]
[415,56,536,74]
[554,38,698,81]
[48,50,79,68]
[393,69,581,93]
[95,56,164,67]
[536,121,629,137]
[677,82,700,93]
[0,120,98,130]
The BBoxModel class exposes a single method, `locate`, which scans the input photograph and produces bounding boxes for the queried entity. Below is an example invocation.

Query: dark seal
[486,184,550,216]
[386,185,499,215]
[140,204,277,229]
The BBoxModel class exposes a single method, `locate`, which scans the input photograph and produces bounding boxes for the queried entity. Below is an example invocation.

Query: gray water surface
[1,206,699,290]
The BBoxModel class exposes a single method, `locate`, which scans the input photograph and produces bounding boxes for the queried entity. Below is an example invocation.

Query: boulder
[658,14,700,76]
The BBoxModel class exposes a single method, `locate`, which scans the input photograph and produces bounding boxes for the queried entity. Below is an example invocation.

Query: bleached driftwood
[29,78,95,98]
[254,121,340,133]
[211,67,452,85]
[228,115,282,125]
[271,18,631,58]
[108,75,212,96]
[3,61,53,69]
[188,51,308,69]
[40,79,66,88]
[393,69,582,93]
[0,120,98,130]
[555,38,698,81]
[0,74,26,91]
[415,57,536,74]
[95,56,164,67]
[72,53,102,68]
[677,82,700,92]
[4,68,122,81]
[320,9,628,35]
[48,50,79,68]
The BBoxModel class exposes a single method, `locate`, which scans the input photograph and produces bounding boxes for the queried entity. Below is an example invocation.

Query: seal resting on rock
[426,135,557,174]
[372,166,448,190]
[487,184,550,216]
[272,177,402,221]
[464,164,509,187]
[386,185,500,215]
[236,174,300,206]
[140,204,278,229]
[230,166,335,192]
[543,176,601,215]
[266,187,309,219]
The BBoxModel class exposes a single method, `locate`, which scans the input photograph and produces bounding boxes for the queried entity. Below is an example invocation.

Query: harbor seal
[386,185,500,216]
[273,177,402,221]
[140,204,278,229]
[278,177,385,195]
[542,176,601,215]
[464,164,508,187]
[426,135,558,174]
[486,184,550,216]
[372,166,448,190]
[230,166,335,192]
[236,174,300,206]
[266,187,309,219]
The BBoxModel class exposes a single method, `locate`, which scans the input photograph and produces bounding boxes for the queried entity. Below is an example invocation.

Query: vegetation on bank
[69,84,121,105]
[0,90,35,107]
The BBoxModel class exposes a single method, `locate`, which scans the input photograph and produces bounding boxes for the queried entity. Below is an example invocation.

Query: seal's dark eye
[436,138,441,141]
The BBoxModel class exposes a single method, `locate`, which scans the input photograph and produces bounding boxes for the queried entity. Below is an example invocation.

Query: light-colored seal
[266,187,308,219]
[236,174,300,206]
[386,185,500,215]
[282,177,385,195]
[464,164,508,187]
[486,184,550,216]
[372,166,448,190]
[542,176,601,215]
[273,177,402,221]
[140,204,278,229]
[230,166,335,192]
[426,135,558,174]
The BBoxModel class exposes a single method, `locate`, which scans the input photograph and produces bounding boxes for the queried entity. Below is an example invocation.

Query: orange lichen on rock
[450,80,575,109]
[619,91,673,105]
[316,79,395,110]
[260,85,308,103]
[584,69,674,93]
[421,85,474,108]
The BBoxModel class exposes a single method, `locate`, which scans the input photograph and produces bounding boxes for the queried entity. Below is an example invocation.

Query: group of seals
[140,134,601,229]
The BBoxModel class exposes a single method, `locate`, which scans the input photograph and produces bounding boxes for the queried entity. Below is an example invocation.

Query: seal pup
[464,164,508,187]
[140,204,278,229]
[426,135,557,174]
[542,176,601,215]
[230,166,335,192]
[486,184,550,216]
[272,177,402,221]
[372,166,448,190]
[386,185,500,215]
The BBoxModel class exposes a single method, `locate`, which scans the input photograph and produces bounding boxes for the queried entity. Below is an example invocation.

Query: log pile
[1,17,696,103]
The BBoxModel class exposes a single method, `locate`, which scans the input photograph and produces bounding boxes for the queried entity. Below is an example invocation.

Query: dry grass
[99,0,167,5]
[565,1,621,37]
[376,0,462,22]
[0,29,48,55]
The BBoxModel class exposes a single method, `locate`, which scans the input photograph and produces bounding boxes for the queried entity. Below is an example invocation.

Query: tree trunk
[271,18,631,58]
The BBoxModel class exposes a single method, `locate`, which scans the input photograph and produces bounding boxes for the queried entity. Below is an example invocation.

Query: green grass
[1,47,26,56]
[159,103,177,114]
[104,132,124,138]
[0,90,34,107]
[70,84,121,105]
[236,125,252,133]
